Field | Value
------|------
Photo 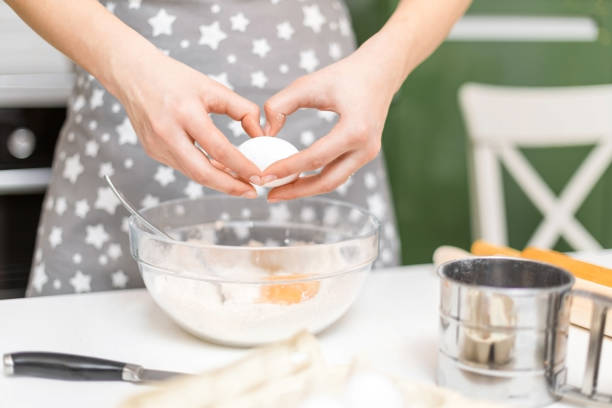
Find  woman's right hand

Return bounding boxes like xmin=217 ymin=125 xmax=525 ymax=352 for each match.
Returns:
xmin=113 ymin=51 xmax=264 ymax=198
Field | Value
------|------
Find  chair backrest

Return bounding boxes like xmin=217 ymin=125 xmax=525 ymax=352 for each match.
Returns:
xmin=459 ymin=83 xmax=612 ymax=250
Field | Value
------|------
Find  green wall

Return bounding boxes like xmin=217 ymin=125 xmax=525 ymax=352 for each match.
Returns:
xmin=346 ymin=0 xmax=612 ymax=263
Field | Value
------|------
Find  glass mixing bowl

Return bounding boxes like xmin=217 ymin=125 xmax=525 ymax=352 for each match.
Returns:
xmin=129 ymin=196 xmax=380 ymax=347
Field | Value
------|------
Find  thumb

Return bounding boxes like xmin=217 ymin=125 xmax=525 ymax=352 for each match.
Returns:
xmin=263 ymin=77 xmax=329 ymax=136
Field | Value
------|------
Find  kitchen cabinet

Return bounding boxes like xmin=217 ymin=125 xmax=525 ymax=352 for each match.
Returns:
xmin=346 ymin=0 xmax=612 ymax=263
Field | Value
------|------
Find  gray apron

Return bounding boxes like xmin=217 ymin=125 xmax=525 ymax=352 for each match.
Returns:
xmin=27 ymin=0 xmax=400 ymax=296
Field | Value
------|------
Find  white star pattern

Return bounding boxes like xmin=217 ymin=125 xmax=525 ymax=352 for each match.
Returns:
xmin=269 ymin=203 xmax=291 ymax=222
xmin=75 ymin=199 xmax=90 ymax=218
xmin=154 ymin=166 xmax=176 ymax=186
xmin=227 ymin=121 xmax=245 ymax=137
xmin=55 ymin=197 xmax=67 ymax=215
xmin=112 ymin=270 xmax=128 ymax=288
xmin=88 ymin=120 xmax=98 ymax=131
xmin=107 ymin=243 xmax=122 ymax=260
xmin=251 ymin=71 xmax=268 ymax=88
xmin=98 ymin=162 xmax=115 ymax=178
xmin=112 ymin=103 xmax=121 ymax=113
xmin=45 ymin=196 xmax=54 ymax=211
xmin=116 ymin=118 xmax=137 ymax=145
xmin=199 ymin=22 xmax=227 ymax=50
xmin=121 ymin=217 xmax=130 ymax=233
xmin=67 ymin=132 xmax=75 ymax=142
xmin=73 ymin=253 xmax=82 ymax=264
xmin=49 ymin=227 xmax=63 ymax=248
xmin=367 ymin=193 xmax=386 ymax=219
xmin=300 ymin=206 xmax=316 ymax=222
xmin=277 ymin=21 xmax=294 ymax=40
xmin=180 ymin=39 xmax=190 ymax=48
xmin=85 ymin=224 xmax=110 ymax=249
xmin=101 ymin=133 xmax=111 ymax=143
xmin=209 ymin=72 xmax=233 ymax=90
xmin=364 ymin=172 xmax=377 ymax=189
xmin=299 ymin=49 xmax=319 ymax=72
xmin=124 ymin=158 xmax=134 ymax=169
xmin=336 ymin=176 xmax=353 ymax=196
xmin=85 ymin=140 xmax=99 ymax=157
xmin=329 ymin=42 xmax=342 ymax=60
xmin=230 ymin=13 xmax=249 ymax=32
xmin=303 ymin=5 xmax=326 ymax=33
xmin=128 ymin=0 xmax=141 ymax=9
xmin=184 ymin=181 xmax=204 ymax=199
xmin=70 ymin=271 xmax=91 ymax=293
xmin=90 ymin=89 xmax=104 ymax=109
xmin=95 ymin=187 xmax=121 ymax=214
xmin=53 ymin=279 xmax=61 ymax=290
xmin=34 ymin=248 xmax=42 ymax=263
xmin=324 ymin=206 xmax=340 ymax=226
xmin=279 ymin=64 xmax=289 ymax=74
xmin=349 ymin=208 xmax=362 ymax=222
xmin=339 ymin=16 xmax=351 ymax=36
xmin=141 ymin=194 xmax=160 ymax=208
xmin=106 ymin=2 xmax=116 ymax=13
xmin=211 ymin=4 xmax=221 ymax=13
xmin=252 ymin=38 xmax=271 ymax=58
xmin=99 ymin=255 xmax=108 ymax=265
xmin=227 ymin=54 xmax=237 ymax=64
xmin=300 ymin=130 xmax=315 ymax=146
xmin=32 ymin=263 xmax=48 ymax=293
xmin=63 ymin=154 xmax=84 ymax=183
xmin=148 ymin=9 xmax=176 ymax=37
xmin=72 ymin=95 xmax=85 ymax=112
xmin=318 ymin=110 xmax=337 ymax=122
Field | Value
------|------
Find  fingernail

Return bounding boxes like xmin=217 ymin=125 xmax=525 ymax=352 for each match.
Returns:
xmin=249 ymin=176 xmax=262 ymax=185
xmin=242 ymin=190 xmax=258 ymax=199
xmin=267 ymin=198 xmax=280 ymax=203
xmin=262 ymin=175 xmax=277 ymax=184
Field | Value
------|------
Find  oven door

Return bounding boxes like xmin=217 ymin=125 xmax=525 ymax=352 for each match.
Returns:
xmin=0 ymin=108 xmax=66 ymax=298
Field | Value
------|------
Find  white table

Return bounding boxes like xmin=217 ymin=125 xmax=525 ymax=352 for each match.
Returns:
xmin=1 ymin=263 xmax=611 ymax=408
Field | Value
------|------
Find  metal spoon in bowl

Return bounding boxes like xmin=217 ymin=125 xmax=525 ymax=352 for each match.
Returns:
xmin=104 ymin=175 xmax=172 ymax=239
xmin=104 ymin=175 xmax=227 ymax=302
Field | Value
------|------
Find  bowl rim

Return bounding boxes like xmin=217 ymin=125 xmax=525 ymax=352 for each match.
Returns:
xmin=129 ymin=195 xmax=380 ymax=283
xmin=130 ymin=195 xmax=381 ymax=250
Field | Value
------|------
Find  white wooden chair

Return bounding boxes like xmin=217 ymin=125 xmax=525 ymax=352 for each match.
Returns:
xmin=459 ymin=83 xmax=612 ymax=250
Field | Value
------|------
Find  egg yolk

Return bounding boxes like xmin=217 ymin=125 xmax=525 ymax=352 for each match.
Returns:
xmin=259 ymin=274 xmax=320 ymax=305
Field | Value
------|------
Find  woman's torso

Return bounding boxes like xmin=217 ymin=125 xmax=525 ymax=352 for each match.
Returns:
xmin=27 ymin=0 xmax=400 ymax=296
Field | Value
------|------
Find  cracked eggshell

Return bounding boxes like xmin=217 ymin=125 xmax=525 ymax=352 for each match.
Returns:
xmin=238 ymin=136 xmax=299 ymax=188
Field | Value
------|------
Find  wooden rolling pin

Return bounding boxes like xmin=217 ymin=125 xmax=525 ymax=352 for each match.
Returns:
xmin=470 ymin=240 xmax=612 ymax=337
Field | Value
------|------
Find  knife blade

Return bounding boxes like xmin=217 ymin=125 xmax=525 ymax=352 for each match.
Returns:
xmin=3 ymin=352 xmax=186 ymax=383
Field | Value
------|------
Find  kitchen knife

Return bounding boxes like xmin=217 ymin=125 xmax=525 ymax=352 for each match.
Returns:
xmin=3 ymin=352 xmax=186 ymax=382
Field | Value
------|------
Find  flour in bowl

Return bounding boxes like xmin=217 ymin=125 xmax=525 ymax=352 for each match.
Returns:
xmin=138 ymin=238 xmax=370 ymax=346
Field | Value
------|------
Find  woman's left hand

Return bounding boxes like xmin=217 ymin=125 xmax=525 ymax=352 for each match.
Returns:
xmin=262 ymin=42 xmax=399 ymax=202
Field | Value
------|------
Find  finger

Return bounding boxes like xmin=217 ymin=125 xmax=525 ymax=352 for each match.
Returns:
xmin=210 ymin=158 xmax=238 ymax=178
xmin=267 ymin=151 xmax=364 ymax=201
xmin=264 ymin=77 xmax=334 ymax=136
xmin=262 ymin=121 xmax=351 ymax=180
xmin=207 ymin=85 xmax=264 ymax=137
xmin=184 ymin=114 xmax=262 ymax=184
xmin=170 ymin=133 xmax=257 ymax=197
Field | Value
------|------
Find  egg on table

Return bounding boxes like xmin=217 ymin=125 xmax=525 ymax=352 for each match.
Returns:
xmin=238 ymin=136 xmax=300 ymax=188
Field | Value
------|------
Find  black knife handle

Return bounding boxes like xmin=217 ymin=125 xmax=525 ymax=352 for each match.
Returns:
xmin=4 ymin=352 xmax=130 ymax=381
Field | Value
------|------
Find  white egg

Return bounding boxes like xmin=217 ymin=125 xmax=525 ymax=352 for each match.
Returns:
xmin=238 ymin=136 xmax=299 ymax=188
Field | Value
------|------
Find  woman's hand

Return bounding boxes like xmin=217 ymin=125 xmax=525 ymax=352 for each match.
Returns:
xmin=115 ymin=52 xmax=264 ymax=198
xmin=262 ymin=40 xmax=398 ymax=202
